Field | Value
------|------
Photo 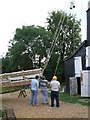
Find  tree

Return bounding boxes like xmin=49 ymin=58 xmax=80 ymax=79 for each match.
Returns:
xmin=2 ymin=25 xmax=53 ymax=73
xmin=44 ymin=10 xmax=81 ymax=82
xmin=2 ymin=10 xmax=81 ymax=83
xmin=46 ymin=10 xmax=81 ymax=59
xmin=2 ymin=52 xmax=13 ymax=73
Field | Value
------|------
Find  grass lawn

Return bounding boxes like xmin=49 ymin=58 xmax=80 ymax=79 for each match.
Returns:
xmin=0 ymin=86 xmax=29 ymax=93
xmin=0 ymin=109 xmax=6 ymax=118
xmin=1 ymin=87 xmax=90 ymax=106
xmin=60 ymin=92 xmax=90 ymax=106
xmin=48 ymin=90 xmax=90 ymax=106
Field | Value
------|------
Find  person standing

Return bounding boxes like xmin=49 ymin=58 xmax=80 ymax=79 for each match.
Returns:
xmin=40 ymin=76 xmax=49 ymax=105
xmin=30 ymin=75 xmax=39 ymax=106
xmin=50 ymin=76 xmax=60 ymax=107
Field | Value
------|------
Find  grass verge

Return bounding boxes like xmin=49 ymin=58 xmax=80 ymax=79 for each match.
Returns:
xmin=0 ymin=86 xmax=29 ymax=94
xmin=48 ymin=90 xmax=90 ymax=106
xmin=60 ymin=92 xmax=90 ymax=106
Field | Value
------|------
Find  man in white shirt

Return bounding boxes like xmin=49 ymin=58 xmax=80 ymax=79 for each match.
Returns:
xmin=50 ymin=76 xmax=60 ymax=107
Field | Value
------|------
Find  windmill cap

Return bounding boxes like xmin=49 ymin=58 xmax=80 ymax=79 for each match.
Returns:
xmin=52 ymin=76 xmax=57 ymax=80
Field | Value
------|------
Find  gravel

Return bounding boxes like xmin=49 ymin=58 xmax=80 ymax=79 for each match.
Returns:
xmin=2 ymin=89 xmax=89 ymax=118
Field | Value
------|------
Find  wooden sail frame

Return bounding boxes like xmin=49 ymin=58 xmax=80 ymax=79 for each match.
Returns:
xmin=0 ymin=68 xmax=42 ymax=80
xmin=0 ymin=68 xmax=42 ymax=90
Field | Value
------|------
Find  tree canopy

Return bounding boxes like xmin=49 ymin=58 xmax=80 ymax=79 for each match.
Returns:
xmin=46 ymin=11 xmax=81 ymax=59
xmin=44 ymin=11 xmax=81 ymax=81
xmin=2 ymin=10 xmax=81 ymax=82
xmin=2 ymin=25 xmax=53 ymax=73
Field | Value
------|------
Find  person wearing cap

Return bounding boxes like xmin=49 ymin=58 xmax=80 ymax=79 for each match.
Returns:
xmin=39 ymin=76 xmax=49 ymax=105
xmin=50 ymin=76 xmax=60 ymax=107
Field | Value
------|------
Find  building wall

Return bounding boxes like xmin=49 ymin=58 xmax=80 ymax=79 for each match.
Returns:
xmin=65 ymin=57 xmax=74 ymax=92
xmin=65 ymin=6 xmax=90 ymax=92
xmin=65 ymin=43 xmax=86 ymax=92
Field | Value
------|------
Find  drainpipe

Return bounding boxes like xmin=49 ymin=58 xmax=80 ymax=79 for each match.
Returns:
xmin=87 ymin=1 xmax=90 ymax=46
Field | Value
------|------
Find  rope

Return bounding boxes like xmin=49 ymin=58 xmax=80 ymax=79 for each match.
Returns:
xmin=54 ymin=0 xmax=76 ymax=75
xmin=70 ymin=1 xmax=75 ymax=53
xmin=47 ymin=1 xmax=70 ymax=56
xmin=42 ymin=1 xmax=71 ymax=75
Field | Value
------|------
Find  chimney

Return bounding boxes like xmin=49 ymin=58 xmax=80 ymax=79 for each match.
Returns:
xmin=87 ymin=0 xmax=90 ymax=46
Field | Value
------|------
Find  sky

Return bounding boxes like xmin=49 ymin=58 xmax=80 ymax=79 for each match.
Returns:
xmin=0 ymin=0 xmax=89 ymax=57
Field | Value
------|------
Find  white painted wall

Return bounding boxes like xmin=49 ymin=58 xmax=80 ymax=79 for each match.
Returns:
xmin=81 ymin=85 xmax=90 ymax=97
xmin=81 ymin=70 xmax=90 ymax=97
xmin=74 ymin=57 xmax=82 ymax=77
xmin=86 ymin=46 xmax=90 ymax=67
xmin=81 ymin=70 xmax=90 ymax=85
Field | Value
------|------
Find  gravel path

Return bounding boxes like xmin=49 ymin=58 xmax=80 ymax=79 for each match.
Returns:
xmin=2 ymin=89 xmax=88 ymax=118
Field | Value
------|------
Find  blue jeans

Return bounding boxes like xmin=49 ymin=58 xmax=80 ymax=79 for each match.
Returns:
xmin=51 ymin=91 xmax=59 ymax=107
xmin=30 ymin=90 xmax=38 ymax=106
xmin=41 ymin=90 xmax=48 ymax=104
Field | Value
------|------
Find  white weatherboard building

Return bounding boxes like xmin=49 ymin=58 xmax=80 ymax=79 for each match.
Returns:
xmin=81 ymin=47 xmax=90 ymax=97
xmin=81 ymin=1 xmax=90 ymax=97
xmin=65 ymin=1 xmax=90 ymax=97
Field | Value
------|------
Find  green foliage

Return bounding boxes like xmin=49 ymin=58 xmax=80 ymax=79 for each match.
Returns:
xmin=44 ymin=53 xmax=58 ymax=81
xmin=2 ymin=10 xmax=81 ymax=83
xmin=2 ymin=25 xmax=53 ymax=73
xmin=0 ymin=86 xmax=29 ymax=93
xmin=44 ymin=54 xmax=65 ymax=82
xmin=46 ymin=10 xmax=81 ymax=58
xmin=48 ymin=91 xmax=90 ymax=106
xmin=44 ymin=10 xmax=81 ymax=81
xmin=56 ymin=61 xmax=65 ymax=83
xmin=0 ymin=109 xmax=6 ymax=118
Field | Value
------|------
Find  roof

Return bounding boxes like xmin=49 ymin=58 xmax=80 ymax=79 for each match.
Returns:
xmin=64 ymin=40 xmax=87 ymax=61
xmin=87 ymin=8 xmax=90 ymax=12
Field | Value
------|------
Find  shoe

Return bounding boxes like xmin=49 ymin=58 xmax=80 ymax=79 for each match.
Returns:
xmin=50 ymin=106 xmax=53 ymax=108
xmin=50 ymin=106 xmax=54 ymax=108
xmin=30 ymin=105 xmax=33 ymax=107
xmin=42 ymin=103 xmax=45 ymax=105
xmin=56 ymin=106 xmax=60 ymax=107
xmin=34 ymin=104 xmax=38 ymax=106
xmin=46 ymin=103 xmax=49 ymax=105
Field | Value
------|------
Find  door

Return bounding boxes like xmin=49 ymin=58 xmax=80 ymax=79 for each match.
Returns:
xmin=74 ymin=56 xmax=82 ymax=77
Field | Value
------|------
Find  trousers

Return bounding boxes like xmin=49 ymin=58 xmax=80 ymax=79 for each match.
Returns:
xmin=51 ymin=91 xmax=59 ymax=107
xmin=30 ymin=90 xmax=38 ymax=106
xmin=41 ymin=90 xmax=48 ymax=104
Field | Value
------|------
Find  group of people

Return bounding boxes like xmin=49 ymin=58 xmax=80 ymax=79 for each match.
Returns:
xmin=30 ymin=75 xmax=60 ymax=108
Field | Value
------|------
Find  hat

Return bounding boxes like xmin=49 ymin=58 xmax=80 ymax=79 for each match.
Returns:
xmin=52 ymin=76 xmax=57 ymax=80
